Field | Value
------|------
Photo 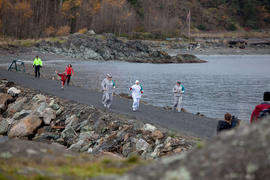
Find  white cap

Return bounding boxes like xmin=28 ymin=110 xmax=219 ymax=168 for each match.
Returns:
xmin=106 ymin=74 xmax=112 ymax=78
xmin=135 ymin=80 xmax=139 ymax=83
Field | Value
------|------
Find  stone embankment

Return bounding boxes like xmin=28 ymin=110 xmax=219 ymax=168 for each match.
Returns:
xmin=37 ymin=32 xmax=206 ymax=63
xmin=0 ymin=79 xmax=197 ymax=160
xmin=93 ymin=116 xmax=270 ymax=180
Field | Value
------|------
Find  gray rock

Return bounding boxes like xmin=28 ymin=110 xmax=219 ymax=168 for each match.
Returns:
xmin=136 ymin=139 xmax=149 ymax=151
xmin=0 ymin=118 xmax=9 ymax=135
xmin=32 ymin=94 xmax=46 ymax=103
xmin=61 ymin=126 xmax=77 ymax=145
xmin=42 ymin=108 xmax=56 ymax=125
xmin=7 ymin=97 xmax=27 ymax=115
xmin=13 ymin=110 xmax=33 ymax=120
xmin=68 ymin=140 xmax=84 ymax=151
xmin=142 ymin=124 xmax=157 ymax=132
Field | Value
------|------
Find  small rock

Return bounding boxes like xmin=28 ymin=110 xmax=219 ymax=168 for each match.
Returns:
xmin=0 ymin=93 xmax=13 ymax=112
xmin=136 ymin=138 xmax=149 ymax=151
xmin=68 ymin=140 xmax=84 ymax=151
xmin=143 ymin=124 xmax=157 ymax=132
xmin=0 ymin=118 xmax=9 ymax=135
xmin=151 ymin=130 xmax=164 ymax=140
xmin=13 ymin=110 xmax=32 ymax=120
xmin=7 ymin=87 xmax=21 ymax=97
xmin=42 ymin=108 xmax=56 ymax=125
xmin=32 ymin=94 xmax=46 ymax=103
xmin=7 ymin=97 xmax=27 ymax=115
xmin=56 ymin=107 xmax=64 ymax=116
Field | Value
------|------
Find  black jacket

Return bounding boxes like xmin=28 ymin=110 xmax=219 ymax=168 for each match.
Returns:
xmin=217 ymin=120 xmax=232 ymax=133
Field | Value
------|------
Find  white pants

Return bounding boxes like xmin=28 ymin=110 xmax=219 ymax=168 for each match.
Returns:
xmin=102 ymin=92 xmax=113 ymax=108
xmin=173 ymin=95 xmax=182 ymax=111
xmin=132 ymin=97 xmax=140 ymax=111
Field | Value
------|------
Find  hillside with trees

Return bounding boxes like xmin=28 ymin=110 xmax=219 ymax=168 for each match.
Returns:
xmin=0 ymin=0 xmax=270 ymax=39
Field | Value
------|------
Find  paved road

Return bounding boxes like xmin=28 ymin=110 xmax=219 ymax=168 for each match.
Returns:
xmin=0 ymin=69 xmax=218 ymax=139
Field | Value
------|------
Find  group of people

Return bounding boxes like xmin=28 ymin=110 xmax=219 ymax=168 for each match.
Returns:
xmin=33 ymin=56 xmax=270 ymax=125
xmin=217 ymin=91 xmax=270 ymax=133
xmin=101 ymin=74 xmax=185 ymax=112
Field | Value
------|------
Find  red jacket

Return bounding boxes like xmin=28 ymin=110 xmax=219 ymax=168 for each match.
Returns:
xmin=65 ymin=67 xmax=74 ymax=76
xmin=250 ymin=102 xmax=270 ymax=123
xmin=57 ymin=73 xmax=67 ymax=81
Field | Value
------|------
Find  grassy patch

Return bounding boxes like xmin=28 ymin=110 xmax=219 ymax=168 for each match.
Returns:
xmin=0 ymin=154 xmax=144 ymax=180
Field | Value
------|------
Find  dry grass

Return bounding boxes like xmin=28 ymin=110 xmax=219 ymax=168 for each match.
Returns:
xmin=191 ymin=31 xmax=270 ymax=39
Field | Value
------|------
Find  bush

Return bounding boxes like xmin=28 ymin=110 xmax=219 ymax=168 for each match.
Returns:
xmin=226 ymin=23 xmax=237 ymax=31
xmin=78 ymin=27 xmax=88 ymax=34
xmin=197 ymin=24 xmax=208 ymax=31
xmin=44 ymin=26 xmax=56 ymax=37
xmin=56 ymin=26 xmax=70 ymax=36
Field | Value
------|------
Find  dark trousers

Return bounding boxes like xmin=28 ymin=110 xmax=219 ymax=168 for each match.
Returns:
xmin=67 ymin=75 xmax=71 ymax=85
xmin=34 ymin=65 xmax=41 ymax=78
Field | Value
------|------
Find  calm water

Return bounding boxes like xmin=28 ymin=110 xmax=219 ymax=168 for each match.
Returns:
xmin=2 ymin=55 xmax=270 ymax=120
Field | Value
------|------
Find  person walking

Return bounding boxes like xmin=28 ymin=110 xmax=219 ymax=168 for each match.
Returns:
xmin=65 ymin=64 xmax=74 ymax=86
xmin=173 ymin=81 xmax=185 ymax=112
xmin=101 ymin=74 xmax=116 ymax=109
xmin=129 ymin=80 xmax=144 ymax=111
xmin=33 ymin=55 xmax=43 ymax=78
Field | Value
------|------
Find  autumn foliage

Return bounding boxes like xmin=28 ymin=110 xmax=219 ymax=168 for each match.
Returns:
xmin=0 ymin=0 xmax=270 ymax=39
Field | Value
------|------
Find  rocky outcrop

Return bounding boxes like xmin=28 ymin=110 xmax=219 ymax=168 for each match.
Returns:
xmin=38 ymin=33 xmax=206 ymax=64
xmin=0 ymin=79 xmax=197 ymax=159
xmin=94 ymin=117 xmax=270 ymax=180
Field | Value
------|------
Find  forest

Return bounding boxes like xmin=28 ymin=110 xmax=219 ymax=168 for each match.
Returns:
xmin=0 ymin=0 xmax=270 ymax=39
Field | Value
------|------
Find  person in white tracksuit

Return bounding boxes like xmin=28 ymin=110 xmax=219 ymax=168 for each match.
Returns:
xmin=101 ymin=74 xmax=116 ymax=109
xmin=129 ymin=80 xmax=144 ymax=111
xmin=173 ymin=81 xmax=185 ymax=112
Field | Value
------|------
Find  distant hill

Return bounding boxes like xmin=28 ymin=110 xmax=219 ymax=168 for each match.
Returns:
xmin=0 ymin=0 xmax=269 ymax=39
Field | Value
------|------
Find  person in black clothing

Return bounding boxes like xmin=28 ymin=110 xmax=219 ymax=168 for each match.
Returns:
xmin=217 ymin=113 xmax=233 ymax=133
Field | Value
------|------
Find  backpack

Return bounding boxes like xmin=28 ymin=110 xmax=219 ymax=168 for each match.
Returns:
xmin=258 ymin=108 xmax=270 ymax=119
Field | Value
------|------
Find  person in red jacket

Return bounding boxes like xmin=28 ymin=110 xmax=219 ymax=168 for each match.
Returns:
xmin=250 ymin=92 xmax=270 ymax=123
xmin=55 ymin=71 xmax=67 ymax=89
xmin=65 ymin=64 xmax=74 ymax=86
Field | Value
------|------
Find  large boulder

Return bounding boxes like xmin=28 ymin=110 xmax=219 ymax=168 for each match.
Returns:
xmin=8 ymin=114 xmax=42 ymax=137
xmin=0 ymin=93 xmax=13 ymax=113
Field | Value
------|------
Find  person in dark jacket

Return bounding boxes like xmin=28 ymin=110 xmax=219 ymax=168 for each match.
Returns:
xmin=217 ymin=113 xmax=232 ymax=133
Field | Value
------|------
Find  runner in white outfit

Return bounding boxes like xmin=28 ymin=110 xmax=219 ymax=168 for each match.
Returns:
xmin=101 ymin=74 xmax=116 ymax=109
xmin=129 ymin=80 xmax=143 ymax=111
xmin=173 ymin=81 xmax=185 ymax=112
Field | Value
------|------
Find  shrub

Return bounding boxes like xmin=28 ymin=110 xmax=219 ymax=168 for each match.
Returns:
xmin=56 ymin=26 xmax=70 ymax=36
xmin=197 ymin=24 xmax=208 ymax=31
xmin=78 ymin=27 xmax=88 ymax=34
xmin=226 ymin=23 xmax=237 ymax=31
xmin=44 ymin=26 xmax=56 ymax=37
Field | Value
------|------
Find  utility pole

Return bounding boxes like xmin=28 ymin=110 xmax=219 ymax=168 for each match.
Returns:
xmin=187 ymin=10 xmax=191 ymax=39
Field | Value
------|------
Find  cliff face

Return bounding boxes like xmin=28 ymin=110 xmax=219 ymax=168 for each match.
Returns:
xmin=94 ymin=116 xmax=270 ymax=180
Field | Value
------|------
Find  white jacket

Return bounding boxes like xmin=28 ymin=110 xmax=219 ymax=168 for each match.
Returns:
xmin=130 ymin=84 xmax=143 ymax=99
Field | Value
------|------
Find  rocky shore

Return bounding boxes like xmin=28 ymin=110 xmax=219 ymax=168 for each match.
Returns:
xmin=37 ymin=32 xmax=206 ymax=63
xmin=0 ymin=79 xmax=197 ymax=160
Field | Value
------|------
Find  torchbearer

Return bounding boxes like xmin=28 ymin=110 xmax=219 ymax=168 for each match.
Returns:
xmin=101 ymin=74 xmax=116 ymax=109
xmin=129 ymin=80 xmax=144 ymax=111
xmin=173 ymin=81 xmax=185 ymax=112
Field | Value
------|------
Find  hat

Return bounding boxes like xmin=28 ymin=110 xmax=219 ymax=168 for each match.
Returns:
xmin=135 ymin=80 xmax=139 ymax=83
xmin=263 ymin=92 xmax=270 ymax=101
xmin=177 ymin=81 xmax=181 ymax=84
xmin=106 ymin=74 xmax=112 ymax=78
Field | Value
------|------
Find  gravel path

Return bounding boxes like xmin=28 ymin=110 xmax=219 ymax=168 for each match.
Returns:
xmin=0 ymin=69 xmax=218 ymax=139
